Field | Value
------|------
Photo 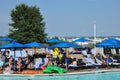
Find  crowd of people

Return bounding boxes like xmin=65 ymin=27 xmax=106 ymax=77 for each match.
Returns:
xmin=0 ymin=47 xmax=119 ymax=74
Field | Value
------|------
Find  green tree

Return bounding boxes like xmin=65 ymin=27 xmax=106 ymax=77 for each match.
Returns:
xmin=8 ymin=3 xmax=47 ymax=43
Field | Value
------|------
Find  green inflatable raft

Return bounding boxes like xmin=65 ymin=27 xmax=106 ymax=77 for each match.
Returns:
xmin=43 ymin=65 xmax=67 ymax=74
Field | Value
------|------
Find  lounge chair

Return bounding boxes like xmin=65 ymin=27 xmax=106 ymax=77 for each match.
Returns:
xmin=105 ymin=57 xmax=120 ymax=67
xmin=68 ymin=64 xmax=79 ymax=70
xmin=85 ymin=57 xmax=101 ymax=69
xmin=68 ymin=58 xmax=79 ymax=70
xmin=34 ymin=58 xmax=43 ymax=69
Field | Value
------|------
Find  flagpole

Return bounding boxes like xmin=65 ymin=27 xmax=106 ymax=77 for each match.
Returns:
xmin=94 ymin=23 xmax=96 ymax=48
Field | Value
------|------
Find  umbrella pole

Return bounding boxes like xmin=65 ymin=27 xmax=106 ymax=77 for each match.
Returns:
xmin=65 ymin=59 xmax=68 ymax=71
xmin=14 ymin=49 xmax=16 ymax=71
xmin=66 ymin=48 xmax=69 ymax=57
xmin=34 ymin=47 xmax=37 ymax=54
xmin=65 ymin=48 xmax=69 ymax=71
xmin=20 ymin=49 xmax=22 ymax=57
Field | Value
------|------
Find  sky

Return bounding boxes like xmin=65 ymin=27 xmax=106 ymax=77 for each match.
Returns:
xmin=0 ymin=0 xmax=120 ymax=37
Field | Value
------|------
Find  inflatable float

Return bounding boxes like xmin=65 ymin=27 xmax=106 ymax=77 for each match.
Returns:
xmin=43 ymin=65 xmax=67 ymax=74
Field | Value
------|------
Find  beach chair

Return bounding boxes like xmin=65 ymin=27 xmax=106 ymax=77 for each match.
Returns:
xmin=85 ymin=57 xmax=101 ymax=69
xmin=68 ymin=64 xmax=79 ymax=70
xmin=34 ymin=58 xmax=43 ymax=70
xmin=68 ymin=58 xmax=79 ymax=70
xmin=95 ymin=57 xmax=108 ymax=68
xmin=105 ymin=57 xmax=120 ymax=67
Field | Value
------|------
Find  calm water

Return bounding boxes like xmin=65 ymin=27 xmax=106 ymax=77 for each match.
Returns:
xmin=0 ymin=71 xmax=120 ymax=80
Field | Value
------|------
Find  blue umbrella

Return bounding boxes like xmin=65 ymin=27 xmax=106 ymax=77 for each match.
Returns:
xmin=50 ymin=42 xmax=82 ymax=70
xmin=102 ymin=38 xmax=120 ymax=44
xmin=50 ymin=42 xmax=82 ymax=48
xmin=0 ymin=41 xmax=25 ymax=49
xmin=95 ymin=38 xmax=120 ymax=48
xmin=0 ymin=46 xmax=3 ymax=49
xmin=0 ymin=37 xmax=14 ymax=41
xmin=0 ymin=41 xmax=27 ymax=70
xmin=95 ymin=42 xmax=114 ymax=48
xmin=25 ymin=42 xmax=47 ymax=48
xmin=46 ymin=38 xmax=64 ymax=43
xmin=73 ymin=38 xmax=90 ymax=42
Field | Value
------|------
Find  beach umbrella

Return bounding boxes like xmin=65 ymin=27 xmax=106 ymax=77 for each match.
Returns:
xmin=50 ymin=42 xmax=82 ymax=56
xmin=0 ymin=46 xmax=3 ymax=49
xmin=95 ymin=38 xmax=120 ymax=48
xmin=24 ymin=41 xmax=47 ymax=54
xmin=50 ymin=42 xmax=82 ymax=70
xmin=25 ymin=41 xmax=47 ymax=48
xmin=102 ymin=38 xmax=120 ymax=44
xmin=0 ymin=37 xmax=14 ymax=41
xmin=73 ymin=38 xmax=90 ymax=42
xmin=0 ymin=37 xmax=14 ymax=45
xmin=73 ymin=38 xmax=90 ymax=47
xmin=0 ymin=41 xmax=25 ymax=49
xmin=95 ymin=42 xmax=114 ymax=48
xmin=46 ymin=38 xmax=64 ymax=43
xmin=0 ymin=41 xmax=27 ymax=70
xmin=50 ymin=42 xmax=82 ymax=48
